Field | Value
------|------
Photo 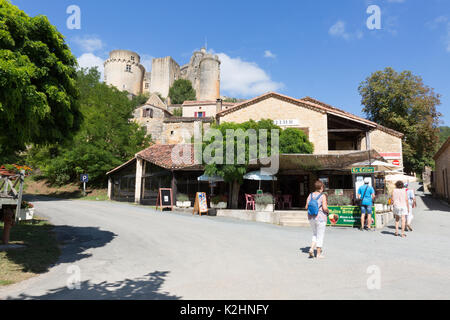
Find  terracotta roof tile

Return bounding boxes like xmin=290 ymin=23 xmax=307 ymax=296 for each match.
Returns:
xmin=137 ymin=144 xmax=203 ymax=170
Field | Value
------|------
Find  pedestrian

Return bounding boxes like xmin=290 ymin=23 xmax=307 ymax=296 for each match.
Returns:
xmin=306 ymin=180 xmax=329 ymax=259
xmin=357 ymin=177 xmax=375 ymax=231
xmin=404 ymin=183 xmax=416 ymax=231
xmin=391 ymin=180 xmax=410 ymax=238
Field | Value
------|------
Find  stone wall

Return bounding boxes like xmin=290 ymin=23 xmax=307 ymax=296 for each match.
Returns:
xmin=220 ymin=97 xmax=329 ymax=154
xmin=182 ymin=104 xmax=217 ymax=118
xmin=161 ymin=121 xmax=211 ymax=144
xmin=434 ymin=143 xmax=450 ymax=200
xmin=133 ymin=106 xmax=169 ymax=143
xmin=360 ymin=129 xmax=403 ymax=166
xmin=149 ymin=57 xmax=180 ymax=98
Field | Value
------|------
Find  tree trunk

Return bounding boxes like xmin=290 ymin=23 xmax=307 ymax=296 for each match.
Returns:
xmin=231 ymin=180 xmax=240 ymax=209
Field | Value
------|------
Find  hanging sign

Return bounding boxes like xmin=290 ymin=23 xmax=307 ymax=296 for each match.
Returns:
xmin=351 ymin=167 xmax=375 ymax=174
xmin=156 ymin=188 xmax=173 ymax=211
xmin=193 ymin=192 xmax=208 ymax=216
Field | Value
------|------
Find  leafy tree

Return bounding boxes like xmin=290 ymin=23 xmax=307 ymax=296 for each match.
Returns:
xmin=358 ymin=67 xmax=442 ymax=174
xmin=27 ymin=68 xmax=151 ymax=186
xmin=202 ymin=120 xmax=314 ymax=208
xmin=172 ymin=108 xmax=182 ymax=117
xmin=0 ymin=0 xmax=82 ymax=161
xmin=280 ymin=128 xmax=314 ymax=154
xmin=168 ymin=79 xmax=196 ymax=104
xmin=438 ymin=126 xmax=450 ymax=145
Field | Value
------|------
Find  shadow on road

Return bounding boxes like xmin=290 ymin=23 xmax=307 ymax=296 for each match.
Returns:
xmin=419 ymin=194 xmax=450 ymax=212
xmin=54 ymin=225 xmax=117 ymax=264
xmin=10 ymin=271 xmax=181 ymax=300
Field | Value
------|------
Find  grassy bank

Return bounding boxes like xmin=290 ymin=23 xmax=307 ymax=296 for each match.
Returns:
xmin=0 ymin=217 xmax=60 ymax=286
xmin=24 ymin=177 xmax=108 ymax=201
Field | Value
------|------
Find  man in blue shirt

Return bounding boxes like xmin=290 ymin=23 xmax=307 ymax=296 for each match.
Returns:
xmin=357 ymin=177 xmax=375 ymax=231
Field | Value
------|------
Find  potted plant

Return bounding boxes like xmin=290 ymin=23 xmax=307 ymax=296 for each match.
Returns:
xmin=176 ymin=193 xmax=191 ymax=208
xmin=255 ymin=194 xmax=274 ymax=212
xmin=210 ymin=195 xmax=227 ymax=209
xmin=374 ymin=194 xmax=389 ymax=212
xmin=19 ymin=201 xmax=35 ymax=221
xmin=327 ymin=194 xmax=352 ymax=206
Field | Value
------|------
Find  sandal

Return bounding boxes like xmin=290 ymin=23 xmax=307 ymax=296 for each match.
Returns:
xmin=401 ymin=234 xmax=407 ymax=238
xmin=395 ymin=232 xmax=399 ymax=237
xmin=308 ymin=250 xmax=315 ymax=258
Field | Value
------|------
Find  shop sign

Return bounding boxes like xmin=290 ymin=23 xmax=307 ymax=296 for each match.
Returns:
xmin=273 ymin=119 xmax=299 ymax=126
xmin=327 ymin=206 xmax=376 ymax=227
xmin=351 ymin=167 xmax=375 ymax=174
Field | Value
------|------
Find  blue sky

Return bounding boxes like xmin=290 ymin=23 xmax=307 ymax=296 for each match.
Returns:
xmin=12 ymin=0 xmax=450 ymax=125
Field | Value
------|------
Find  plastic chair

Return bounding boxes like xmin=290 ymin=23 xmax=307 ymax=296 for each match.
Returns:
xmin=282 ymin=195 xmax=292 ymax=210
xmin=245 ymin=194 xmax=255 ymax=210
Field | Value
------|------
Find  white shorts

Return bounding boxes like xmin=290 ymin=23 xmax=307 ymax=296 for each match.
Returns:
xmin=394 ymin=206 xmax=408 ymax=217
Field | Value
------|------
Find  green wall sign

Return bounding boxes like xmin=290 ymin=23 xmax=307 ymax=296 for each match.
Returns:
xmin=327 ymin=206 xmax=376 ymax=227
xmin=351 ymin=167 xmax=375 ymax=174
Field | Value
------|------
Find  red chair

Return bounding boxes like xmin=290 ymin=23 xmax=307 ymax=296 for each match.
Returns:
xmin=245 ymin=194 xmax=255 ymax=210
xmin=282 ymin=195 xmax=292 ymax=210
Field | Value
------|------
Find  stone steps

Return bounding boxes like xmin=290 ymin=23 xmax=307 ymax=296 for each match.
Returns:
xmin=279 ymin=213 xmax=310 ymax=227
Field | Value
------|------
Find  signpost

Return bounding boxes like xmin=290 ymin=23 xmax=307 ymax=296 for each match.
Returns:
xmin=156 ymin=188 xmax=173 ymax=211
xmin=392 ymin=160 xmax=400 ymax=166
xmin=193 ymin=192 xmax=208 ymax=216
xmin=80 ymin=174 xmax=89 ymax=197
xmin=327 ymin=206 xmax=376 ymax=228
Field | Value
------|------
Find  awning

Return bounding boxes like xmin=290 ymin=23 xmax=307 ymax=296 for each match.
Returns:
xmin=347 ymin=160 xmax=403 ymax=173
xmin=197 ymin=174 xmax=225 ymax=182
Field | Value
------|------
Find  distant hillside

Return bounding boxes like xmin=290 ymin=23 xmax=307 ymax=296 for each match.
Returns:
xmin=439 ymin=126 xmax=450 ymax=145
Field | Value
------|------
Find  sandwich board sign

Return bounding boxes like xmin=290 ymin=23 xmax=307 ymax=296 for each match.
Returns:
xmin=156 ymin=188 xmax=173 ymax=211
xmin=193 ymin=192 xmax=208 ymax=216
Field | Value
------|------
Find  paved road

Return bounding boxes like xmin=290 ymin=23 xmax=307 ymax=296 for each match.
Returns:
xmin=1 ymin=183 xmax=449 ymax=300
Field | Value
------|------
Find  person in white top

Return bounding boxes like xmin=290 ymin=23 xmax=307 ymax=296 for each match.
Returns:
xmin=404 ymin=183 xmax=416 ymax=232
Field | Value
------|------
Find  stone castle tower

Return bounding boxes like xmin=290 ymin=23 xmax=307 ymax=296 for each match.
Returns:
xmin=104 ymin=50 xmax=145 ymax=96
xmin=104 ymin=48 xmax=220 ymax=101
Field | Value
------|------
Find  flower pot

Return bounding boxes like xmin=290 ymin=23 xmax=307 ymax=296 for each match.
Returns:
xmin=176 ymin=201 xmax=191 ymax=208
xmin=375 ymin=204 xmax=384 ymax=213
xmin=255 ymin=203 xmax=274 ymax=212
xmin=18 ymin=208 xmax=34 ymax=221
xmin=211 ymin=202 xmax=227 ymax=209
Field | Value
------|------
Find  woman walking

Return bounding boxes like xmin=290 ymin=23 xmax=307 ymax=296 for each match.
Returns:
xmin=306 ymin=180 xmax=329 ymax=259
xmin=391 ymin=181 xmax=410 ymax=238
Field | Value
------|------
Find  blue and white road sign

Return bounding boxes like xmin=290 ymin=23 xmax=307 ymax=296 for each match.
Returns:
xmin=80 ymin=174 xmax=89 ymax=183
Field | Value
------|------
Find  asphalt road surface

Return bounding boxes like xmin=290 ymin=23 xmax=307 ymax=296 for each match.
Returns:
xmin=1 ymin=183 xmax=449 ymax=300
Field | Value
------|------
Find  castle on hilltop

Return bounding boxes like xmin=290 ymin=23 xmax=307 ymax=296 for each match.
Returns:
xmin=104 ymin=48 xmax=221 ymax=101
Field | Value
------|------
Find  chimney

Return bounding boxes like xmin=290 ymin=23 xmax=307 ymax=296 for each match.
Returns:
xmin=216 ymin=98 xmax=223 ymax=115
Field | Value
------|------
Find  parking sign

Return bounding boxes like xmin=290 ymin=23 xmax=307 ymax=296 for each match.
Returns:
xmin=80 ymin=174 xmax=89 ymax=183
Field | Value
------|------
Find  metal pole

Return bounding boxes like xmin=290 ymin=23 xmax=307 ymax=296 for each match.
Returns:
xmin=83 ymin=181 xmax=86 ymax=197
xmin=15 ymin=170 xmax=25 ymax=224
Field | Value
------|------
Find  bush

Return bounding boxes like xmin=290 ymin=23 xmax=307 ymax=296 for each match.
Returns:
xmin=177 ymin=193 xmax=189 ymax=202
xmin=255 ymin=194 xmax=274 ymax=205
xmin=375 ymin=194 xmax=390 ymax=205
xmin=211 ymin=195 xmax=227 ymax=204
xmin=328 ymin=194 xmax=352 ymax=206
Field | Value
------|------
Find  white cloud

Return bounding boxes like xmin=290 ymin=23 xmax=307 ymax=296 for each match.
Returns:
xmin=426 ymin=16 xmax=450 ymax=53
xmin=216 ymin=53 xmax=283 ymax=97
xmin=73 ymin=35 xmax=104 ymax=53
xmin=329 ymin=20 xmax=351 ymax=40
xmin=264 ymin=50 xmax=276 ymax=59
xmin=77 ymin=53 xmax=105 ymax=80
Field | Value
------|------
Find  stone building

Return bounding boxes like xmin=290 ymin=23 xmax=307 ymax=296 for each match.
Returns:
xmin=104 ymin=50 xmax=145 ymax=96
xmin=433 ymin=137 xmax=450 ymax=202
xmin=104 ymin=48 xmax=220 ymax=101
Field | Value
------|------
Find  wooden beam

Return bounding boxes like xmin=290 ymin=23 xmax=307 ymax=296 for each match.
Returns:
xmin=328 ymin=129 xmax=364 ymax=133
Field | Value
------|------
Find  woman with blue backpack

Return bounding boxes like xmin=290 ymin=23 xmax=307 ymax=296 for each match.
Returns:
xmin=306 ymin=180 xmax=329 ymax=259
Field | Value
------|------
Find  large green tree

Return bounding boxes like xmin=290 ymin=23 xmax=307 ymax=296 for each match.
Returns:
xmin=358 ymin=67 xmax=442 ymax=174
xmin=27 ymin=68 xmax=151 ymax=186
xmin=202 ymin=120 xmax=314 ymax=208
xmin=0 ymin=0 xmax=82 ymax=161
xmin=168 ymin=79 xmax=196 ymax=104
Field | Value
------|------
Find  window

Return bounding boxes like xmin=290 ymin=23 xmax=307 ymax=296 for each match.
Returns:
xmin=143 ymin=108 xmax=153 ymax=118
xmin=145 ymin=83 xmax=149 ymax=89
xmin=195 ymin=112 xmax=205 ymax=118
xmin=126 ymin=65 xmax=132 ymax=72
xmin=131 ymin=56 xmax=135 ymax=61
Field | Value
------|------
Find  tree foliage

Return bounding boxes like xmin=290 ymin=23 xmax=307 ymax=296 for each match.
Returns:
xmin=27 ymin=68 xmax=151 ymax=186
xmin=168 ymin=79 xmax=196 ymax=104
xmin=358 ymin=67 xmax=442 ymax=174
xmin=202 ymin=120 xmax=314 ymax=208
xmin=0 ymin=0 xmax=82 ymax=161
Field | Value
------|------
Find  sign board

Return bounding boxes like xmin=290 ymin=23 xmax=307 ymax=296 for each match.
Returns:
xmin=273 ymin=119 xmax=299 ymax=127
xmin=156 ymin=188 xmax=173 ymax=211
xmin=392 ymin=160 xmax=400 ymax=166
xmin=327 ymin=206 xmax=376 ymax=228
xmin=193 ymin=192 xmax=208 ymax=216
xmin=80 ymin=174 xmax=89 ymax=183
xmin=351 ymin=167 xmax=375 ymax=174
